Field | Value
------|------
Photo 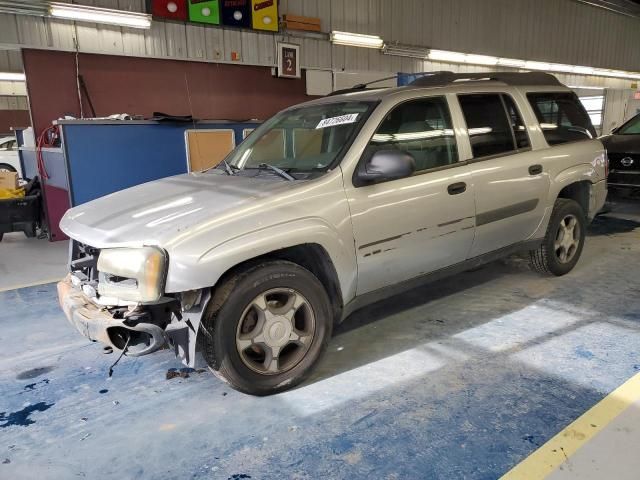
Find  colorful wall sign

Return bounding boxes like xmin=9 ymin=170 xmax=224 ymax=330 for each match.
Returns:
xmin=151 ymin=0 xmax=188 ymax=21
xmin=189 ymin=0 xmax=220 ymax=24
xmin=149 ymin=0 xmax=278 ymax=32
xmin=220 ymin=0 xmax=252 ymax=28
xmin=251 ymin=0 xmax=278 ymax=31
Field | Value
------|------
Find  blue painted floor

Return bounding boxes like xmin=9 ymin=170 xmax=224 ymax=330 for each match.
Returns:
xmin=1 ymin=208 xmax=639 ymax=479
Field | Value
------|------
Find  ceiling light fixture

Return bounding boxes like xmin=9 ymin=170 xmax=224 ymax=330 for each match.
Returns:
xmin=382 ymin=44 xmax=429 ymax=59
xmin=428 ymin=49 xmax=467 ymax=63
xmin=330 ymin=31 xmax=383 ymax=49
xmin=418 ymin=48 xmax=640 ymax=81
xmin=0 ymin=72 xmax=26 ymax=81
xmin=49 ymin=2 xmax=152 ymax=29
xmin=497 ymin=58 xmax=526 ymax=68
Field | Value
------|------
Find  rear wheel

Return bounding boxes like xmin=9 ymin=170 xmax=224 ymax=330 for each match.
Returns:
xmin=529 ymin=198 xmax=586 ymax=276
xmin=201 ymin=260 xmax=333 ymax=396
xmin=0 ymin=163 xmax=16 ymax=173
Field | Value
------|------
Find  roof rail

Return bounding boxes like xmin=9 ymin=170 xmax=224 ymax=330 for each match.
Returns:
xmin=408 ymin=71 xmax=563 ymax=87
xmin=326 ymin=74 xmax=400 ymax=96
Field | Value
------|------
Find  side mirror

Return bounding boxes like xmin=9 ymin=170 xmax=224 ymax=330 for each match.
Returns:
xmin=356 ymin=150 xmax=416 ymax=185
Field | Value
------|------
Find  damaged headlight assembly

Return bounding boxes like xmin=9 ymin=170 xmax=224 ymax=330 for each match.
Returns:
xmin=96 ymin=247 xmax=167 ymax=303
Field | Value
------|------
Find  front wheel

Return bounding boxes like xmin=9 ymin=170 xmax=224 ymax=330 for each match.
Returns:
xmin=529 ymin=198 xmax=586 ymax=276
xmin=201 ymin=261 xmax=333 ymax=396
xmin=0 ymin=163 xmax=16 ymax=173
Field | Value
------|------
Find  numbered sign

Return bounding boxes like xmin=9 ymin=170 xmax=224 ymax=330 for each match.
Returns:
xmin=277 ymin=42 xmax=300 ymax=79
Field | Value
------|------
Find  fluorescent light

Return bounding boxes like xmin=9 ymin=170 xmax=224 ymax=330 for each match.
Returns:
xmin=525 ymin=61 xmax=551 ymax=71
xmin=382 ymin=44 xmax=429 ymax=59
xmin=497 ymin=58 xmax=525 ymax=68
xmin=50 ymin=2 xmax=151 ymax=29
xmin=573 ymin=65 xmax=595 ymax=75
xmin=330 ymin=31 xmax=383 ymax=49
xmin=466 ymin=54 xmax=498 ymax=66
xmin=568 ymin=85 xmax=605 ymax=90
xmin=547 ymin=64 xmax=573 ymax=73
xmin=429 ymin=49 xmax=467 ymax=63
xmin=0 ymin=72 xmax=25 ymax=81
xmin=382 ymin=44 xmax=640 ymax=81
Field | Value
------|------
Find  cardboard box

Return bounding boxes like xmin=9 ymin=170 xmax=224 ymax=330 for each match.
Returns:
xmin=0 ymin=171 xmax=18 ymax=190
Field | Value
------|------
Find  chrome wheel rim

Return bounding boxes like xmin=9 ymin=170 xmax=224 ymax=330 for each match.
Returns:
xmin=554 ymin=214 xmax=581 ymax=264
xmin=235 ymin=288 xmax=315 ymax=375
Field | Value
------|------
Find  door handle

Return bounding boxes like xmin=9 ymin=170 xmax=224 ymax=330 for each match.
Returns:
xmin=447 ymin=182 xmax=467 ymax=195
xmin=528 ymin=164 xmax=543 ymax=175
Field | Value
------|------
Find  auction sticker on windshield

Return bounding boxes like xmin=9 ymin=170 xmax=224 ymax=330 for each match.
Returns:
xmin=316 ymin=113 xmax=359 ymax=129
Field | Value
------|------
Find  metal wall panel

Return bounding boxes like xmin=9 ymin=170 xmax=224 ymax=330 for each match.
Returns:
xmin=1 ymin=0 xmax=639 ymax=78
xmin=0 ymin=49 xmax=22 ymax=70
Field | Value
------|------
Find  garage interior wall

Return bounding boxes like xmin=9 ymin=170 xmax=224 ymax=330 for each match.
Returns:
xmin=21 ymin=49 xmax=310 ymax=135
xmin=2 ymin=1 xmax=640 ymax=132
xmin=0 ymin=98 xmax=29 ymax=134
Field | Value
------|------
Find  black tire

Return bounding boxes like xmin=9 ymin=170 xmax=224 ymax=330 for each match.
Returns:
xmin=529 ymin=198 xmax=586 ymax=276
xmin=201 ymin=260 xmax=333 ymax=396
xmin=0 ymin=163 xmax=16 ymax=173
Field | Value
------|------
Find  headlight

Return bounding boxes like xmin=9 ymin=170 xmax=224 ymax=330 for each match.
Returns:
xmin=97 ymin=247 xmax=167 ymax=303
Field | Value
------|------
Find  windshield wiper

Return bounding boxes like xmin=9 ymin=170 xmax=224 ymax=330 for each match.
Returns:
xmin=258 ymin=163 xmax=295 ymax=181
xmin=217 ymin=159 xmax=239 ymax=175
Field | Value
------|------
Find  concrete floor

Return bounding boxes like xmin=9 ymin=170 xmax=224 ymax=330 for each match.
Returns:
xmin=0 ymin=196 xmax=639 ymax=479
xmin=0 ymin=233 xmax=68 ymax=291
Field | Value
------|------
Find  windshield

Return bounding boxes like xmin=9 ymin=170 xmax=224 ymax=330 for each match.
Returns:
xmin=617 ymin=114 xmax=640 ymax=135
xmin=225 ymin=101 xmax=375 ymax=172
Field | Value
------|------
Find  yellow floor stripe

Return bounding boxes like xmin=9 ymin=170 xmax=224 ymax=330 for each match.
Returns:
xmin=0 ymin=277 xmax=62 ymax=293
xmin=502 ymin=372 xmax=640 ymax=479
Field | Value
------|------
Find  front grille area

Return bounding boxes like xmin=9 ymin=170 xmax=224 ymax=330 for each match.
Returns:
xmin=69 ymin=241 xmax=100 ymax=284
xmin=608 ymin=152 xmax=640 ymax=171
xmin=608 ymin=170 xmax=640 ymax=187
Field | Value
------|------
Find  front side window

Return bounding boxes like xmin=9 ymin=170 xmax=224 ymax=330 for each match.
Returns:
xmin=527 ymin=92 xmax=596 ymax=145
xmin=458 ymin=93 xmax=518 ymax=158
xmin=365 ymin=97 xmax=458 ymax=172
xmin=616 ymin=114 xmax=640 ymax=135
xmin=226 ymin=101 xmax=374 ymax=172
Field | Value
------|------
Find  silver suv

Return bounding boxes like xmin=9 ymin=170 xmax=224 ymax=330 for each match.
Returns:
xmin=58 ymin=71 xmax=607 ymax=395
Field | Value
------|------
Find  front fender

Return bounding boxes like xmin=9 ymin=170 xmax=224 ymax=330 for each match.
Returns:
xmin=165 ymin=217 xmax=357 ymax=303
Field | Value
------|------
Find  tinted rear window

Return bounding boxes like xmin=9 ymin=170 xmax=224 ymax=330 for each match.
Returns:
xmin=458 ymin=93 xmax=516 ymax=158
xmin=527 ymin=92 xmax=596 ymax=146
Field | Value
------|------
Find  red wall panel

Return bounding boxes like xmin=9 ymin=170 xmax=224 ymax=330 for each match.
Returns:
xmin=0 ymin=110 xmax=30 ymax=134
xmin=22 ymin=49 xmax=311 ymax=135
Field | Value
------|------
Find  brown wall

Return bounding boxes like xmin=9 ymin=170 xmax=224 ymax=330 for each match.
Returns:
xmin=22 ymin=49 xmax=312 ymax=135
xmin=0 ymin=110 xmax=30 ymax=135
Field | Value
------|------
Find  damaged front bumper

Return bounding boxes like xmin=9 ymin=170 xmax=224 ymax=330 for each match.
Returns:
xmin=57 ymin=275 xmax=211 ymax=367
xmin=57 ymin=275 xmax=167 ymax=356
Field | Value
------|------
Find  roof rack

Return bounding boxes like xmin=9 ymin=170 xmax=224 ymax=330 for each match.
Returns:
xmin=408 ymin=71 xmax=563 ymax=87
xmin=326 ymin=75 xmax=400 ymax=96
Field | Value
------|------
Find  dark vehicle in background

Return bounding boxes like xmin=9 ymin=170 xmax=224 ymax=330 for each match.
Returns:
xmin=601 ymin=113 xmax=640 ymax=191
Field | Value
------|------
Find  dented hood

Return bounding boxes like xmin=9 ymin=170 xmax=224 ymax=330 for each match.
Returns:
xmin=60 ymin=171 xmax=306 ymax=248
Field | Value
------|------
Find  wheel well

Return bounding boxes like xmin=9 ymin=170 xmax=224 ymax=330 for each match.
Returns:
xmin=216 ymin=244 xmax=344 ymax=323
xmin=558 ymin=181 xmax=590 ymax=216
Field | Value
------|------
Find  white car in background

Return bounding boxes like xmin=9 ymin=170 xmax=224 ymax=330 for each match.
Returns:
xmin=0 ymin=136 xmax=21 ymax=176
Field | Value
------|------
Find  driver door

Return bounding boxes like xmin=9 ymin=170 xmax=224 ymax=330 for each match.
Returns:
xmin=343 ymin=96 xmax=476 ymax=295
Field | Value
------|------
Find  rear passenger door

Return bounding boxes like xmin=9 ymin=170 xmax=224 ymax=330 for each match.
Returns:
xmin=458 ymin=93 xmax=550 ymax=257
